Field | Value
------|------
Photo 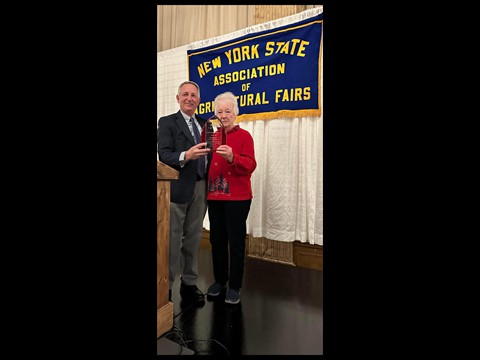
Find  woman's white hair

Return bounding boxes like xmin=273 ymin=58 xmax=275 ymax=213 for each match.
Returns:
xmin=214 ymin=91 xmax=239 ymax=116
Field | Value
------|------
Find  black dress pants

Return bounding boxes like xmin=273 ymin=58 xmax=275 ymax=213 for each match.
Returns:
xmin=207 ymin=199 xmax=251 ymax=290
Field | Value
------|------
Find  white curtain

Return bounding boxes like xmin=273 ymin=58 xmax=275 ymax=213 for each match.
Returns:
xmin=157 ymin=7 xmax=323 ymax=245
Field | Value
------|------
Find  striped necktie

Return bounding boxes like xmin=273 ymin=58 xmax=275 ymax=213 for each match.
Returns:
xmin=190 ymin=117 xmax=205 ymax=178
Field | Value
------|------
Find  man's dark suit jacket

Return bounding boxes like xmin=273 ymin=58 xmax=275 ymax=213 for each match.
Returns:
xmin=157 ymin=110 xmax=209 ymax=203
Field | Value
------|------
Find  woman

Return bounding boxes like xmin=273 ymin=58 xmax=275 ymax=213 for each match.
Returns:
xmin=206 ymin=91 xmax=257 ymax=304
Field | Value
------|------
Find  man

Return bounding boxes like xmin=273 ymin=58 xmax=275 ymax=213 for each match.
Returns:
xmin=157 ymin=81 xmax=211 ymax=303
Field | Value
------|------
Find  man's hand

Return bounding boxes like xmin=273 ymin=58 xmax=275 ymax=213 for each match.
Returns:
xmin=185 ymin=142 xmax=210 ymax=161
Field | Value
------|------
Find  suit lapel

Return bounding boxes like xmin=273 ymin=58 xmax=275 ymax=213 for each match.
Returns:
xmin=176 ymin=111 xmax=195 ymax=145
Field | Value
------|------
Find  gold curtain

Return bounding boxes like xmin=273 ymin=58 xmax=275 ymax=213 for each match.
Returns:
xmin=157 ymin=5 xmax=322 ymax=52
xmin=157 ymin=5 xmax=255 ymax=52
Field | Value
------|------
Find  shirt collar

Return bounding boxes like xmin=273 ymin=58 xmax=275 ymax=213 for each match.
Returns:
xmin=180 ymin=111 xmax=195 ymax=123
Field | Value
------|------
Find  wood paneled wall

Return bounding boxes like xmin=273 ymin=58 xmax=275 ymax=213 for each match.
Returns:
xmin=200 ymin=229 xmax=322 ymax=271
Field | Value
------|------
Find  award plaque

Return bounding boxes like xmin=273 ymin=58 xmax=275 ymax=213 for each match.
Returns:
xmin=200 ymin=115 xmax=226 ymax=151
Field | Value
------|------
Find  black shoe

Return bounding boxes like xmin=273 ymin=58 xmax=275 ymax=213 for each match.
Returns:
xmin=180 ymin=284 xmax=205 ymax=303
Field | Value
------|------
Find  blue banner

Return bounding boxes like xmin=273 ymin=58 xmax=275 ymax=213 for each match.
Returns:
xmin=187 ymin=13 xmax=322 ymax=121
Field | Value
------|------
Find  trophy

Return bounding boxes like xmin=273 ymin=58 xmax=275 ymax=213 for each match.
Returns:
xmin=200 ymin=115 xmax=226 ymax=151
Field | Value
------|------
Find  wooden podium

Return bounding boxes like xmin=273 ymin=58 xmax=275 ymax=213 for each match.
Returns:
xmin=157 ymin=160 xmax=179 ymax=338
